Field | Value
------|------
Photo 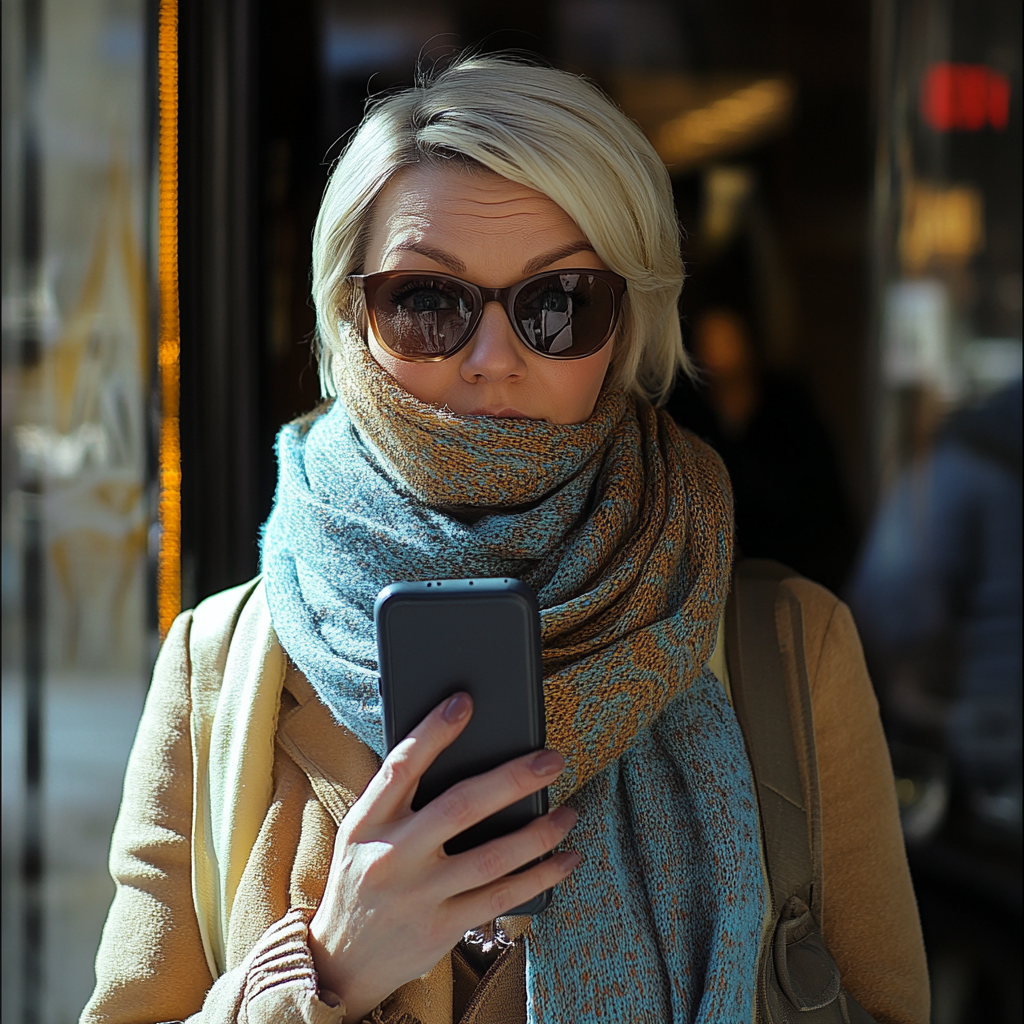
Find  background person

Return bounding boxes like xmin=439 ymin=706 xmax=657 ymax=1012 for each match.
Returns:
xmin=667 ymin=307 xmax=858 ymax=592
xmin=850 ymin=381 xmax=1022 ymax=1018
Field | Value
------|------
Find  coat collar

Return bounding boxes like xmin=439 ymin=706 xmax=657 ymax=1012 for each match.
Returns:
xmin=276 ymin=657 xmax=381 ymax=822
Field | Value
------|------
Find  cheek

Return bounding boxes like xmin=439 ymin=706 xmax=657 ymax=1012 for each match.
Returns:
xmin=538 ymin=345 xmax=615 ymax=423
xmin=367 ymin=336 xmax=461 ymax=404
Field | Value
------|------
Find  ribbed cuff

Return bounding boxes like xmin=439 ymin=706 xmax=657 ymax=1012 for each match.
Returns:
xmin=241 ymin=908 xmax=346 ymax=1024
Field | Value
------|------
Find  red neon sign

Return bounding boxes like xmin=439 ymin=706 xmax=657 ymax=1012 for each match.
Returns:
xmin=921 ymin=63 xmax=1011 ymax=132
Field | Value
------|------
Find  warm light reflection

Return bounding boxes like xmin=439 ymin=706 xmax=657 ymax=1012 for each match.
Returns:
xmin=157 ymin=0 xmax=181 ymax=638
xmin=653 ymin=78 xmax=794 ymax=171
xmin=900 ymin=182 xmax=984 ymax=273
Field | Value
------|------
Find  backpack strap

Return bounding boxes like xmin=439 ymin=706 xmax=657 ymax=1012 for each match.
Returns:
xmin=727 ymin=559 xmax=877 ymax=1024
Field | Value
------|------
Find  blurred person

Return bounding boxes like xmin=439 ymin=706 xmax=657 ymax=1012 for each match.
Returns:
xmin=82 ymin=56 xmax=927 ymax=1024
xmin=850 ymin=381 xmax=1021 ymax=1020
xmin=850 ymin=380 xmax=1022 ymax=841
xmin=667 ymin=307 xmax=858 ymax=592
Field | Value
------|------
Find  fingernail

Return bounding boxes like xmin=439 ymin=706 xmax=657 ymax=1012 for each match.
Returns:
xmin=530 ymin=749 xmax=564 ymax=776
xmin=563 ymin=851 xmax=581 ymax=870
xmin=550 ymin=806 xmax=578 ymax=831
xmin=443 ymin=692 xmax=472 ymax=723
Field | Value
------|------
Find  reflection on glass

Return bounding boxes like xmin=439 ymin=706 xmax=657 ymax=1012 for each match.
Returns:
xmin=862 ymin=0 xmax=1021 ymax=1016
xmin=2 ymin=1 xmax=150 ymax=1020
xmin=17 ymin=160 xmax=148 ymax=668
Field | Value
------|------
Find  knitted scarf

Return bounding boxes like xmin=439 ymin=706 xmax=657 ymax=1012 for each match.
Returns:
xmin=261 ymin=340 xmax=765 ymax=1022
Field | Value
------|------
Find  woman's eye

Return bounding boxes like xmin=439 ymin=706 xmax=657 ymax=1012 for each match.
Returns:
xmin=394 ymin=286 xmax=458 ymax=312
xmin=527 ymin=289 xmax=570 ymax=314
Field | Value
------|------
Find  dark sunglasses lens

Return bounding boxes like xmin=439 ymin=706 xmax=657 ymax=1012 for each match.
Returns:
xmin=370 ymin=276 xmax=475 ymax=357
xmin=514 ymin=273 xmax=616 ymax=357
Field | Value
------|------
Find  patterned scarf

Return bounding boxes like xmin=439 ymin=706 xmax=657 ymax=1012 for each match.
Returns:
xmin=261 ymin=339 xmax=765 ymax=1021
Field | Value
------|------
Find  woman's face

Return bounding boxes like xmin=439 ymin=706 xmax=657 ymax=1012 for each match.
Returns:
xmin=362 ymin=163 xmax=616 ymax=424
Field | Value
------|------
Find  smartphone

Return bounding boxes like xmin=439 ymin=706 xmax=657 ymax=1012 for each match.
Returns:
xmin=374 ymin=577 xmax=551 ymax=914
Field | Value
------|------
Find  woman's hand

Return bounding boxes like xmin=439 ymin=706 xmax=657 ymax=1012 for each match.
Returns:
xmin=308 ymin=692 xmax=579 ymax=1023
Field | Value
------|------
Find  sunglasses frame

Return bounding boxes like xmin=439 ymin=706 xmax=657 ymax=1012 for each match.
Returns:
xmin=347 ymin=268 xmax=627 ymax=362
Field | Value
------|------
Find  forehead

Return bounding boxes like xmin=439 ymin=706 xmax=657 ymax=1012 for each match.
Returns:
xmin=366 ymin=162 xmax=586 ymax=257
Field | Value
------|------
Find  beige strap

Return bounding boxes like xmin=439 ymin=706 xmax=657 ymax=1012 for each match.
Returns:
xmin=726 ymin=559 xmax=815 ymax=914
xmin=727 ymin=559 xmax=877 ymax=1023
xmin=189 ymin=576 xmax=286 ymax=978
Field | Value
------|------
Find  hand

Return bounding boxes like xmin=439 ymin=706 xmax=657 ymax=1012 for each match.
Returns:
xmin=308 ymin=692 xmax=579 ymax=1022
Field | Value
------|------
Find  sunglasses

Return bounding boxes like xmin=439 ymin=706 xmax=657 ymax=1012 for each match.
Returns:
xmin=347 ymin=268 xmax=627 ymax=362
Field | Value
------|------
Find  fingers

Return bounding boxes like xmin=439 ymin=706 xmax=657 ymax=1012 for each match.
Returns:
xmin=445 ymin=805 xmax=578 ymax=897
xmin=356 ymin=693 xmax=473 ymax=825
xmin=447 ymin=848 xmax=581 ymax=927
xmin=413 ymin=747 xmax=566 ymax=851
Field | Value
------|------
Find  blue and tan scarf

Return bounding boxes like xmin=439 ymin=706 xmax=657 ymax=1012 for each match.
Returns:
xmin=261 ymin=339 xmax=765 ymax=1022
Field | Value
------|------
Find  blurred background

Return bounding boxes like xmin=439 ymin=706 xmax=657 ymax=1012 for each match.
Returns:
xmin=1 ymin=0 xmax=1019 ymax=1021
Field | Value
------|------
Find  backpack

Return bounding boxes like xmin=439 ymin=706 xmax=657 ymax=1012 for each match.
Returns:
xmin=728 ymin=559 xmax=877 ymax=1024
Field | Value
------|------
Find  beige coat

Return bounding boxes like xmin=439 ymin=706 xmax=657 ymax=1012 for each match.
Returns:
xmin=82 ymin=577 xmax=929 ymax=1024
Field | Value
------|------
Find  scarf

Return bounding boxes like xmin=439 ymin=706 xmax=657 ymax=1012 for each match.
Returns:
xmin=261 ymin=339 xmax=765 ymax=1022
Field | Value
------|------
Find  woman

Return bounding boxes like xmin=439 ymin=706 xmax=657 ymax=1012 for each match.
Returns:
xmin=83 ymin=55 xmax=928 ymax=1024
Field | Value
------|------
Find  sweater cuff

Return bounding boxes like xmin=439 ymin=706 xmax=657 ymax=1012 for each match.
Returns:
xmin=240 ymin=908 xmax=346 ymax=1024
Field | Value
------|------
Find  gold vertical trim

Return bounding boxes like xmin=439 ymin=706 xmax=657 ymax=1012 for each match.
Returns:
xmin=157 ymin=0 xmax=181 ymax=637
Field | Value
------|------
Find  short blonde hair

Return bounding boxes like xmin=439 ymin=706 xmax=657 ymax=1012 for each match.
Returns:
xmin=312 ymin=53 xmax=690 ymax=405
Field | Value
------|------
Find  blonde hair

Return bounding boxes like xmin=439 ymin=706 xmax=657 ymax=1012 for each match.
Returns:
xmin=312 ymin=53 xmax=691 ymax=405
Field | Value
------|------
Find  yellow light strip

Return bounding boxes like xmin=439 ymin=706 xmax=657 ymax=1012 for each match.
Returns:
xmin=653 ymin=78 xmax=794 ymax=171
xmin=157 ymin=0 xmax=181 ymax=638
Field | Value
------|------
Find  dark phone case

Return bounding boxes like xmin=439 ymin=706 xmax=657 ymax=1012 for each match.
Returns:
xmin=375 ymin=577 xmax=551 ymax=915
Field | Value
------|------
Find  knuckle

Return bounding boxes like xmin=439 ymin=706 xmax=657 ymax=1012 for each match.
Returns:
xmin=475 ymin=845 xmax=508 ymax=881
xmin=489 ymin=884 xmax=517 ymax=918
xmin=510 ymin=761 xmax=538 ymax=795
xmin=541 ymin=819 xmax=567 ymax=849
xmin=382 ymin=749 xmax=414 ymax=787
xmin=437 ymin=787 xmax=471 ymax=827
xmin=359 ymin=848 xmax=396 ymax=892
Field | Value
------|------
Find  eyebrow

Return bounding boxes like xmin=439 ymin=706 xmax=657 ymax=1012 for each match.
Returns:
xmin=382 ymin=242 xmax=466 ymax=274
xmin=522 ymin=241 xmax=596 ymax=275
xmin=524 ymin=238 xmax=598 ymax=272
xmin=382 ymin=240 xmax=596 ymax=278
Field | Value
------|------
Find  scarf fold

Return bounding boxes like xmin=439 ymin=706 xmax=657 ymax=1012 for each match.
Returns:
xmin=262 ymin=339 xmax=764 ymax=1021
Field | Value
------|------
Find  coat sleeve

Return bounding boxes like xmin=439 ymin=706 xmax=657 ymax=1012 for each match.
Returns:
xmin=789 ymin=579 xmax=930 ymax=1024
xmin=80 ymin=611 xmax=345 ymax=1024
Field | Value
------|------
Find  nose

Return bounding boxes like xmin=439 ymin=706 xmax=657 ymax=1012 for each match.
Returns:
xmin=459 ymin=300 xmax=528 ymax=383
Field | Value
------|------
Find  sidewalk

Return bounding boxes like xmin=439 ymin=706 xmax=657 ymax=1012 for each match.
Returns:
xmin=2 ymin=671 xmax=145 ymax=1024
